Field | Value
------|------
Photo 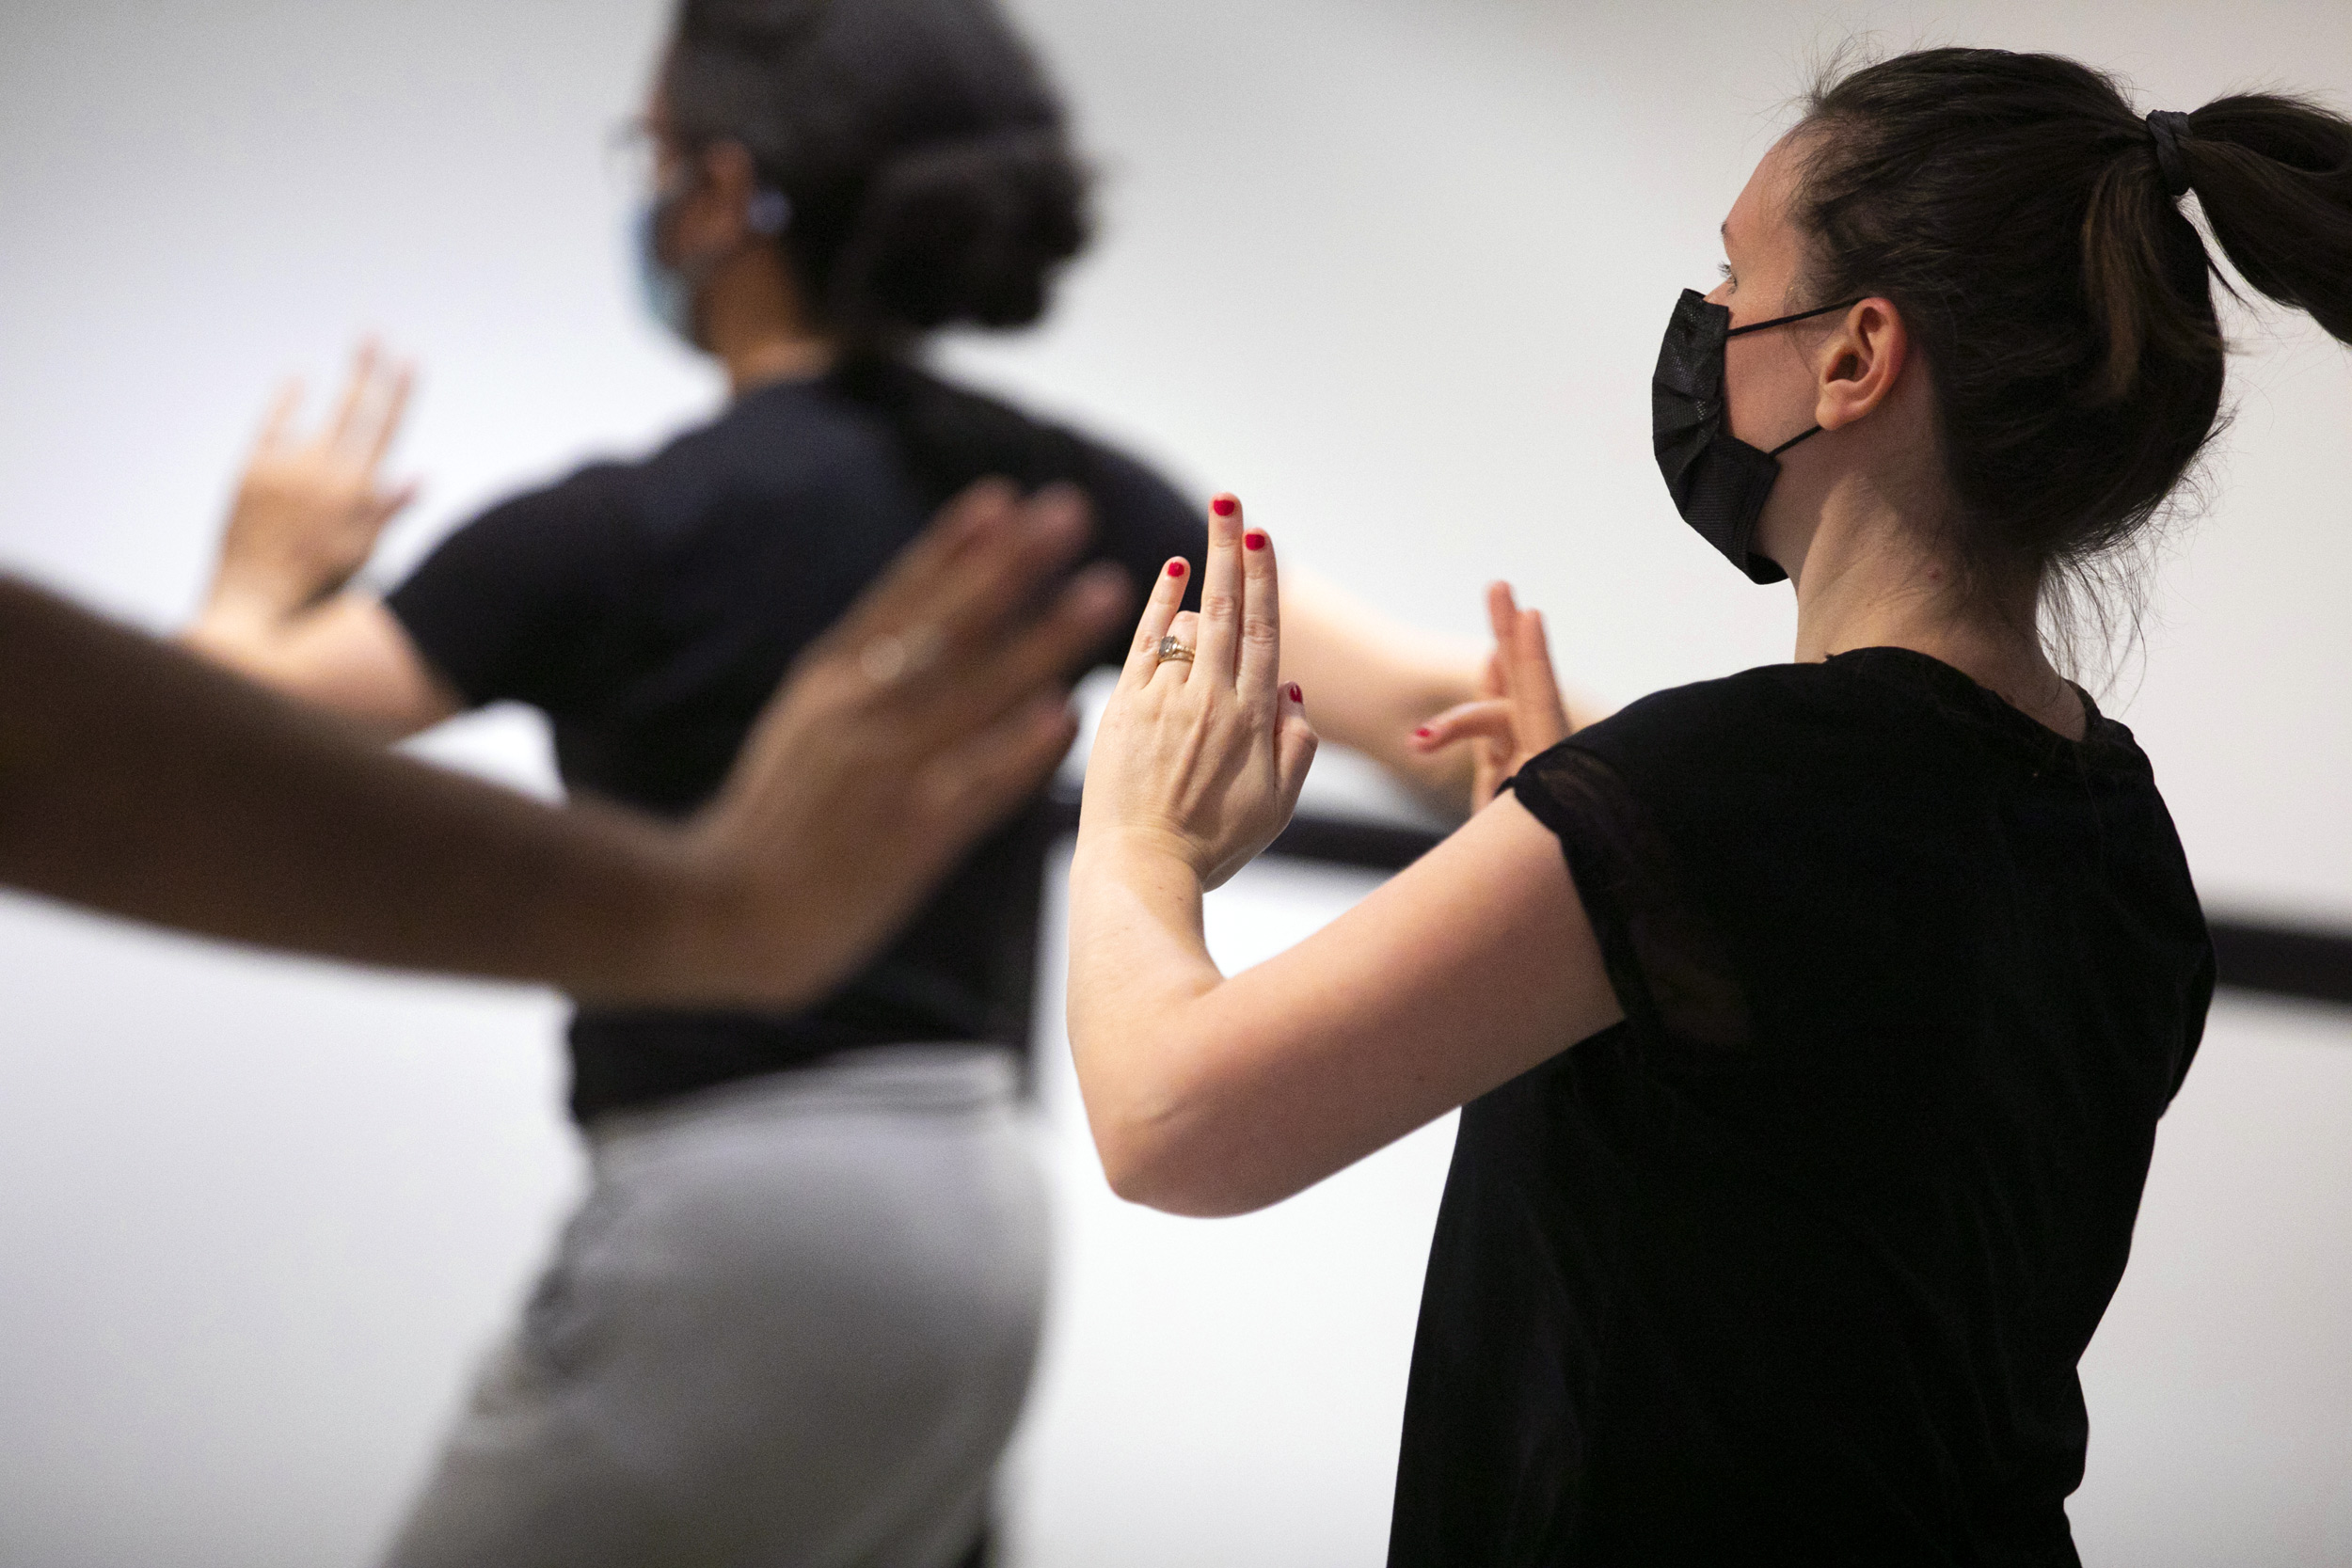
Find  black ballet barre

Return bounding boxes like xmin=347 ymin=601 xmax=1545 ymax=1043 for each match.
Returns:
xmin=1041 ymin=798 xmax=2352 ymax=1009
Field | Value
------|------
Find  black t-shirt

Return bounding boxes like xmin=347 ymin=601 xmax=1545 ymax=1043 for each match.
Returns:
xmin=1389 ymin=648 xmax=2212 ymax=1568
xmin=386 ymin=361 xmax=1204 ymax=1122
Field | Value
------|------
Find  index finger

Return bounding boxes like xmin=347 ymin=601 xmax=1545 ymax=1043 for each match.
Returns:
xmin=326 ymin=339 xmax=381 ymax=451
xmin=253 ymin=377 xmax=304 ymax=454
xmin=358 ymin=358 xmax=416 ymax=474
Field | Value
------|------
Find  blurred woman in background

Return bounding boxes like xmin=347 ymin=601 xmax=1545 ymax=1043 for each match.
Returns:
xmin=1067 ymin=48 xmax=2351 ymax=1565
xmin=184 ymin=1 xmax=1475 ymax=1563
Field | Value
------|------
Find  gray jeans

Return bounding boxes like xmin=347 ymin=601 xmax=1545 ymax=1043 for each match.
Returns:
xmin=381 ymin=1047 xmax=1048 ymax=1568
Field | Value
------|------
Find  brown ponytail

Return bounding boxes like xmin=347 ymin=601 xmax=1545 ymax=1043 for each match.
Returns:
xmin=2177 ymin=94 xmax=2352 ymax=342
xmin=1791 ymin=49 xmax=2352 ymax=612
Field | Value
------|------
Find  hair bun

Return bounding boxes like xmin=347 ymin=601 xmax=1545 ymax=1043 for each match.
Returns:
xmin=828 ymin=126 xmax=1091 ymax=337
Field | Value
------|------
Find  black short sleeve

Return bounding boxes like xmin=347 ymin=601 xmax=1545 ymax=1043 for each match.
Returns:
xmin=384 ymin=464 xmax=642 ymax=715
xmin=1510 ymin=744 xmax=1751 ymax=1052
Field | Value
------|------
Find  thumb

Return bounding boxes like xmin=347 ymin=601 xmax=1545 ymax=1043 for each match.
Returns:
xmin=1502 ymin=608 xmax=1572 ymax=759
xmin=360 ymin=478 xmax=423 ymax=536
xmin=1277 ymin=682 xmax=1319 ymax=805
xmin=1411 ymin=698 xmax=1515 ymax=753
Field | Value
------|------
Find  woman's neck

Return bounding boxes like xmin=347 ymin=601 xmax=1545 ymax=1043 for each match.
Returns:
xmin=721 ymin=330 xmax=836 ymax=394
xmin=1788 ymin=488 xmax=2088 ymax=741
xmin=701 ymin=247 xmax=838 ymax=395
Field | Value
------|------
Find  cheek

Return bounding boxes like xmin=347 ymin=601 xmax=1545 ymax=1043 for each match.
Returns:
xmin=1722 ymin=336 xmax=1809 ymax=446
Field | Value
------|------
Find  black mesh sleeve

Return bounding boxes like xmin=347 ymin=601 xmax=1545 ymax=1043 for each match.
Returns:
xmin=1510 ymin=741 xmax=1752 ymax=1052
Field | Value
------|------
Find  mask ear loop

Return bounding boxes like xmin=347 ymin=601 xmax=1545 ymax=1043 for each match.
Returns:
xmin=1730 ymin=296 xmax=1865 ymax=456
xmin=1725 ymin=296 xmax=1863 ymax=338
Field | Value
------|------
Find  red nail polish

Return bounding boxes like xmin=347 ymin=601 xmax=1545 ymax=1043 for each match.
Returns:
xmin=1211 ymin=496 xmax=1238 ymax=517
xmin=1413 ymin=725 xmax=1431 ymax=738
xmin=1245 ymin=531 xmax=1266 ymax=551
xmin=1166 ymin=561 xmax=1186 ymax=578
xmin=1289 ymin=683 xmax=1304 ymax=703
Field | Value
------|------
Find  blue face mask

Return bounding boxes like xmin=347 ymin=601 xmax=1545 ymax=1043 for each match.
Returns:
xmin=631 ymin=184 xmax=792 ymax=346
xmin=633 ymin=197 xmax=696 ymax=342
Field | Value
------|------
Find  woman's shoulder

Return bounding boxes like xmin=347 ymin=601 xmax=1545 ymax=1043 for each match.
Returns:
xmin=1522 ymin=654 xmax=2023 ymax=833
xmin=1523 ymin=649 xmax=2169 ymax=863
xmin=402 ymin=458 xmax=643 ymax=581
xmin=1561 ymin=649 xmax=2137 ymax=773
xmin=1561 ymin=660 xmax=1866 ymax=767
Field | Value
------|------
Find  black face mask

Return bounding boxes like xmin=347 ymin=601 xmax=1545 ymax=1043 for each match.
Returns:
xmin=1651 ymin=288 xmax=1858 ymax=584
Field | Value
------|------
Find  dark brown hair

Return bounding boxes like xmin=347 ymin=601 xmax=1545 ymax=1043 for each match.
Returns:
xmin=664 ymin=0 xmax=1089 ymax=342
xmin=1793 ymin=48 xmax=2352 ymax=611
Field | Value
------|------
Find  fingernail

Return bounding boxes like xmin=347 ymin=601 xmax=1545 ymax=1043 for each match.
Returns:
xmin=1166 ymin=561 xmax=1186 ymax=578
xmin=1289 ymin=683 xmax=1304 ymax=703
xmin=1211 ymin=496 xmax=1238 ymax=517
xmin=1245 ymin=531 xmax=1266 ymax=551
xmin=1413 ymin=725 xmax=1431 ymax=738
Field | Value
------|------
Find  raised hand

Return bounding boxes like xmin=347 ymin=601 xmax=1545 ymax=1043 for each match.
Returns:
xmin=674 ymin=479 xmax=1132 ymax=1001
xmin=203 ymin=340 xmax=418 ymax=628
xmin=1081 ymin=493 xmax=1318 ymax=891
xmin=1408 ymin=581 xmax=1574 ymax=811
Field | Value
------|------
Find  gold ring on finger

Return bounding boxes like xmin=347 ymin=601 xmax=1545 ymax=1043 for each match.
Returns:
xmin=859 ymin=625 xmax=944 ymax=688
xmin=1154 ymin=635 xmax=1195 ymax=667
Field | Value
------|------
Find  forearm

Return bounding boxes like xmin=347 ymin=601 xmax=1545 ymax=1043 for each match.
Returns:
xmin=182 ymin=590 xmax=457 ymax=740
xmin=182 ymin=591 xmax=317 ymax=703
xmin=1066 ymin=827 xmax=1494 ymax=1218
xmin=1279 ymin=574 xmax=1480 ymax=813
xmin=1069 ymin=802 xmax=1625 ymax=1219
xmin=1066 ymin=834 xmax=1232 ymax=1202
xmin=0 ymin=578 xmax=780 ymax=1004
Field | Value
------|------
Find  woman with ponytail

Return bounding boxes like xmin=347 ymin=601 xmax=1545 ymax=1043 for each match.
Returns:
xmin=182 ymin=3 xmax=1478 ymax=1564
xmin=1067 ymin=46 xmax=2352 ymax=1565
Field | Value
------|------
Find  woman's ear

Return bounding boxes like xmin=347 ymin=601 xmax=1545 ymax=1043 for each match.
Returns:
xmin=672 ymin=141 xmax=762 ymax=257
xmin=1815 ymin=298 xmax=1908 ymax=431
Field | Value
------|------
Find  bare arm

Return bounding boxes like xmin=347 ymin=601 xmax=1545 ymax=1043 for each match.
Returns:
xmin=1069 ymin=495 xmax=1620 ymax=1216
xmin=1280 ymin=569 xmax=1605 ymax=820
xmin=182 ymin=342 xmax=459 ymax=737
xmin=1 ymin=483 xmax=1125 ymax=1006
xmin=1278 ymin=570 xmax=1482 ymax=814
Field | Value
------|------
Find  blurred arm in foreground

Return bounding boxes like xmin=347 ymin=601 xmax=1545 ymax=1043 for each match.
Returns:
xmin=0 ymin=481 xmax=1123 ymax=1006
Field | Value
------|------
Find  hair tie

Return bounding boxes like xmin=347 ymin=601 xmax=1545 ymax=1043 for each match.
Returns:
xmin=2145 ymin=109 xmax=2194 ymax=198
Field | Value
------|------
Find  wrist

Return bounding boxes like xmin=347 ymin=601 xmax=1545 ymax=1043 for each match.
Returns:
xmin=634 ymin=829 xmax=783 ymax=1007
xmin=195 ymin=578 xmax=306 ymax=642
xmin=1073 ymin=822 xmax=1211 ymax=892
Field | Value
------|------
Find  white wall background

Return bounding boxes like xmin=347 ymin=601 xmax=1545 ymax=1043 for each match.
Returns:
xmin=0 ymin=2 xmax=2346 ymax=1564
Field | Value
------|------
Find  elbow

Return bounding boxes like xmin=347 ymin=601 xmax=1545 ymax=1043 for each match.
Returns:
xmin=1094 ymin=1111 xmax=1280 ymax=1219
xmin=1072 ymin=1011 xmax=1294 ymax=1217
xmin=1100 ymin=1132 xmax=1200 ymax=1214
